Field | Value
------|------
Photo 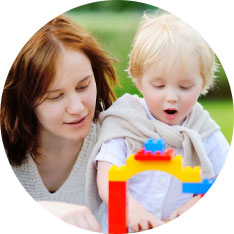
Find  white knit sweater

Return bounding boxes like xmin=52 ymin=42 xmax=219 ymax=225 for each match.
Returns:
xmin=12 ymin=122 xmax=102 ymax=215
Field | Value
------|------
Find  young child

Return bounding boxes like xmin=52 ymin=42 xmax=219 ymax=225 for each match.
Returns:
xmin=93 ymin=12 xmax=229 ymax=232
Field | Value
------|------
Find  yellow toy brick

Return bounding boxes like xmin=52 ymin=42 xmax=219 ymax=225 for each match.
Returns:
xmin=109 ymin=154 xmax=201 ymax=182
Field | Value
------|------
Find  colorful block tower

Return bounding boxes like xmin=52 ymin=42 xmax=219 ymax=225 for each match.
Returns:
xmin=108 ymin=138 xmax=215 ymax=233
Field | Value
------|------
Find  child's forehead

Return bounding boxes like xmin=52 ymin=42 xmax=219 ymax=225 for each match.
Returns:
xmin=142 ymin=46 xmax=201 ymax=78
xmin=148 ymin=42 xmax=199 ymax=68
xmin=141 ymin=28 xmax=199 ymax=66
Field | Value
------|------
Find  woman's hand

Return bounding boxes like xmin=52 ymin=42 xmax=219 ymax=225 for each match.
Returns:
xmin=38 ymin=201 xmax=101 ymax=232
xmin=128 ymin=195 xmax=165 ymax=232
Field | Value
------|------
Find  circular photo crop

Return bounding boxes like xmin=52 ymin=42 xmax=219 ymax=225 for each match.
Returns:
xmin=0 ymin=1 xmax=233 ymax=234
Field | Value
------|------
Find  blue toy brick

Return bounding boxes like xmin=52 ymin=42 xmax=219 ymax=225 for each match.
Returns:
xmin=182 ymin=178 xmax=216 ymax=194
xmin=144 ymin=138 xmax=166 ymax=153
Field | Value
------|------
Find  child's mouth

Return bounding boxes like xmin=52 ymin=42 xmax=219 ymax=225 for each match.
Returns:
xmin=164 ymin=109 xmax=178 ymax=120
xmin=164 ymin=109 xmax=177 ymax=115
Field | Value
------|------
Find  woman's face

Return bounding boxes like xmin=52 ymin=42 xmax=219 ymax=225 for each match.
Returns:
xmin=34 ymin=49 xmax=97 ymax=143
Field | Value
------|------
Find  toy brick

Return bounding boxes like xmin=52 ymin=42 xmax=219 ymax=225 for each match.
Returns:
xmin=182 ymin=178 xmax=216 ymax=194
xmin=109 ymin=224 xmax=128 ymax=234
xmin=123 ymin=154 xmax=200 ymax=182
xmin=135 ymin=154 xmax=171 ymax=161
xmin=135 ymin=143 xmax=172 ymax=161
xmin=108 ymin=182 xmax=126 ymax=201
xmin=181 ymin=166 xmax=201 ymax=182
xmin=108 ymin=181 xmax=127 ymax=233
xmin=144 ymin=138 xmax=165 ymax=153
xmin=164 ymin=148 xmax=176 ymax=157
xmin=135 ymin=148 xmax=145 ymax=157
xmin=109 ymin=165 xmax=128 ymax=181
xmin=109 ymin=181 xmax=126 ymax=191
xmin=109 ymin=212 xmax=126 ymax=220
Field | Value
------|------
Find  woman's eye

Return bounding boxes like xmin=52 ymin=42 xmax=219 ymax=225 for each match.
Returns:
xmin=47 ymin=94 xmax=63 ymax=100
xmin=77 ymin=83 xmax=89 ymax=91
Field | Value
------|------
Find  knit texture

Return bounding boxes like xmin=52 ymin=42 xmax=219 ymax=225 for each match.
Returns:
xmin=90 ymin=94 xmax=220 ymax=180
xmin=13 ymin=122 xmax=101 ymax=212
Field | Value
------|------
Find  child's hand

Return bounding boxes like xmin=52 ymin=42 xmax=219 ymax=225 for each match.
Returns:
xmin=128 ymin=195 xmax=164 ymax=232
xmin=169 ymin=195 xmax=201 ymax=220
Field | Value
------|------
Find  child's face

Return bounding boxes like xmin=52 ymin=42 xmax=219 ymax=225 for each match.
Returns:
xmin=136 ymin=52 xmax=203 ymax=126
xmin=35 ymin=49 xmax=97 ymax=143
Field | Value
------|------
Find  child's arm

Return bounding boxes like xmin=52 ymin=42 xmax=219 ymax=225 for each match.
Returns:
xmin=97 ymin=161 xmax=164 ymax=232
xmin=169 ymin=195 xmax=201 ymax=220
xmin=168 ymin=130 xmax=229 ymax=221
xmin=127 ymin=193 xmax=165 ymax=232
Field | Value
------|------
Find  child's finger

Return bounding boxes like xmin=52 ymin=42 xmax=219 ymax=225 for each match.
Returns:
xmin=139 ymin=220 xmax=150 ymax=231
xmin=130 ymin=223 xmax=140 ymax=233
xmin=150 ymin=217 xmax=165 ymax=228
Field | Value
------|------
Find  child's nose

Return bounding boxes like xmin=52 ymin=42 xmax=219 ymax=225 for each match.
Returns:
xmin=66 ymin=94 xmax=85 ymax=115
xmin=165 ymin=89 xmax=179 ymax=103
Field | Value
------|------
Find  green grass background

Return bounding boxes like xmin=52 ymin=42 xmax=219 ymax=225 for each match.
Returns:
xmin=66 ymin=9 xmax=233 ymax=144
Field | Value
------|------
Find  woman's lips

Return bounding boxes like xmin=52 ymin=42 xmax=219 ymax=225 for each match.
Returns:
xmin=64 ymin=115 xmax=87 ymax=127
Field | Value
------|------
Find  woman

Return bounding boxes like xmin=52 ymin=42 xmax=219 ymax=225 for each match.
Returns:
xmin=0 ymin=15 xmax=117 ymax=231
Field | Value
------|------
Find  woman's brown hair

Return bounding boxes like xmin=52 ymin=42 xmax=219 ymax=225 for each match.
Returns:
xmin=0 ymin=15 xmax=117 ymax=166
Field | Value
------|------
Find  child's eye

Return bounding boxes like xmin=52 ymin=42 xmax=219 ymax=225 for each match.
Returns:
xmin=180 ymin=86 xmax=191 ymax=90
xmin=153 ymin=84 xmax=165 ymax=88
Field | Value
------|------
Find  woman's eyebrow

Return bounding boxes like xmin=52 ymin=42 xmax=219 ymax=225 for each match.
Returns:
xmin=47 ymin=75 xmax=93 ymax=93
xmin=78 ymin=75 xmax=93 ymax=83
xmin=46 ymin=89 xmax=62 ymax=94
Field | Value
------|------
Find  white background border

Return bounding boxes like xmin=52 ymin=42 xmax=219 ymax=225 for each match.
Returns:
xmin=0 ymin=1 xmax=233 ymax=233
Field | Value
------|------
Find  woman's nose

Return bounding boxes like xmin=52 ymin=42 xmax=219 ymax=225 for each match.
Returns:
xmin=66 ymin=94 xmax=85 ymax=115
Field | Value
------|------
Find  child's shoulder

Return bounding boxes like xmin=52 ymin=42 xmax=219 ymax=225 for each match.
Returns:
xmin=117 ymin=93 xmax=142 ymax=102
xmin=111 ymin=93 xmax=143 ymax=109
xmin=203 ymin=129 xmax=229 ymax=154
xmin=99 ymin=93 xmax=147 ymax=123
xmin=203 ymin=130 xmax=229 ymax=175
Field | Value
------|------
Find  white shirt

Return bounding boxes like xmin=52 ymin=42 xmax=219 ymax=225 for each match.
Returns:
xmin=95 ymin=99 xmax=229 ymax=232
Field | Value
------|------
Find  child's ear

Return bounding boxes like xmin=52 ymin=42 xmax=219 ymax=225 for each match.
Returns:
xmin=135 ymin=79 xmax=142 ymax=92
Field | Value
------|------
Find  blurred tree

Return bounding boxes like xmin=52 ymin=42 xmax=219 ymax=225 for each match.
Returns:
xmin=67 ymin=0 xmax=232 ymax=100
xmin=68 ymin=0 xmax=157 ymax=13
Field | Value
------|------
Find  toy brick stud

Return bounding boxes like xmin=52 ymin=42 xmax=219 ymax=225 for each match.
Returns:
xmin=144 ymin=138 xmax=165 ymax=153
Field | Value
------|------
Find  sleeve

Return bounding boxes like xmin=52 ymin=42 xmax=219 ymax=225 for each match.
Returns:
xmin=203 ymin=130 xmax=230 ymax=176
xmin=94 ymin=138 xmax=128 ymax=168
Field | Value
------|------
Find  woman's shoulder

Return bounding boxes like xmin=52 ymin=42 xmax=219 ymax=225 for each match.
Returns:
xmin=12 ymin=153 xmax=37 ymax=185
xmin=90 ymin=121 xmax=101 ymax=138
xmin=82 ymin=122 xmax=101 ymax=152
xmin=12 ymin=153 xmax=32 ymax=172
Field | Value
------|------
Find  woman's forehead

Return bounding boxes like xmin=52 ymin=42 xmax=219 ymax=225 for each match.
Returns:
xmin=50 ymin=49 xmax=93 ymax=88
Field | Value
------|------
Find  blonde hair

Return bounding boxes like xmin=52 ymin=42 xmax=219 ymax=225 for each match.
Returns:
xmin=128 ymin=11 xmax=218 ymax=94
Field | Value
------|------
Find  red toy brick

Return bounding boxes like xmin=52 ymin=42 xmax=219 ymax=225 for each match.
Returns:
xmin=108 ymin=181 xmax=128 ymax=233
xmin=135 ymin=148 xmax=172 ymax=161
